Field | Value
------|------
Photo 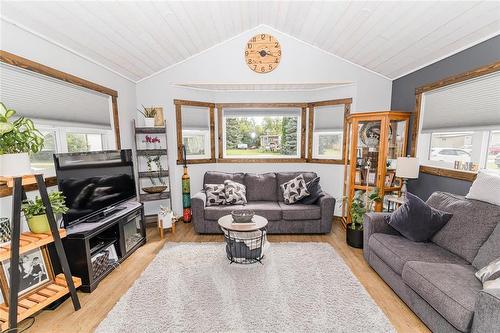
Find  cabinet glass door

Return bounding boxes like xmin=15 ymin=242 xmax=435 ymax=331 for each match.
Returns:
xmin=123 ymin=214 xmax=143 ymax=253
xmin=385 ymin=119 xmax=408 ymax=190
xmin=355 ymin=120 xmax=383 ymax=187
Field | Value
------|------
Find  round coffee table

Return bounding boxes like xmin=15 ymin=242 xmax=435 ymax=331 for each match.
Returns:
xmin=218 ymin=214 xmax=268 ymax=264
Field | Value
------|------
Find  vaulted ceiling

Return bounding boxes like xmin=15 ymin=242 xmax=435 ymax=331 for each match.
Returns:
xmin=1 ymin=1 xmax=499 ymax=82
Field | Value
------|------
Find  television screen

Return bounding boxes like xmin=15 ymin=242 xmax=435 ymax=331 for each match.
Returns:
xmin=54 ymin=150 xmax=136 ymax=227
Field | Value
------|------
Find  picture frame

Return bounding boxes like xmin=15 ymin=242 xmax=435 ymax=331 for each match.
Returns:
xmin=355 ymin=170 xmax=362 ymax=184
xmin=0 ymin=246 xmax=54 ymax=305
xmin=384 ymin=172 xmax=395 ymax=187
xmin=393 ymin=177 xmax=402 ymax=187
xmin=368 ymin=172 xmax=376 ymax=185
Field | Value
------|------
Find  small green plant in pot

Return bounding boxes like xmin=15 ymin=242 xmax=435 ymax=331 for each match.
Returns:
xmin=346 ymin=190 xmax=381 ymax=248
xmin=21 ymin=191 xmax=68 ymax=233
xmin=138 ymin=105 xmax=158 ymax=127
xmin=0 ymin=102 xmax=44 ymax=177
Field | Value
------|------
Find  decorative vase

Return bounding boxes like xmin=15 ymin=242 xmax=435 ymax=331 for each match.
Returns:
xmin=346 ymin=223 xmax=363 ymax=248
xmin=27 ymin=214 xmax=51 ymax=233
xmin=0 ymin=152 xmax=32 ymax=177
xmin=144 ymin=117 xmax=155 ymax=127
xmin=0 ymin=218 xmax=11 ymax=243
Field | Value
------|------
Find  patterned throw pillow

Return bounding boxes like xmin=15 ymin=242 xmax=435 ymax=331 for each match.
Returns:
xmin=204 ymin=184 xmax=225 ymax=206
xmin=280 ymin=174 xmax=310 ymax=205
xmin=224 ymin=180 xmax=247 ymax=205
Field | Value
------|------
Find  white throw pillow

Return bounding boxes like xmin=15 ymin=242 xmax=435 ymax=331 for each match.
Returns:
xmin=204 ymin=184 xmax=225 ymax=207
xmin=475 ymin=257 xmax=500 ymax=290
xmin=465 ymin=170 xmax=500 ymax=206
xmin=224 ymin=180 xmax=247 ymax=205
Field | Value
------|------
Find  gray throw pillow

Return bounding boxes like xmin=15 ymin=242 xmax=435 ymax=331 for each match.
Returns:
xmin=224 ymin=180 xmax=247 ymax=205
xmin=204 ymin=184 xmax=225 ymax=206
xmin=385 ymin=192 xmax=452 ymax=242
xmin=280 ymin=174 xmax=310 ymax=205
xmin=299 ymin=177 xmax=322 ymax=205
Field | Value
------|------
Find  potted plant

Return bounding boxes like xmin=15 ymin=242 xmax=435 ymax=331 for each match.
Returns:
xmin=21 ymin=191 xmax=68 ymax=233
xmin=0 ymin=102 xmax=44 ymax=177
xmin=138 ymin=105 xmax=158 ymax=127
xmin=346 ymin=190 xmax=381 ymax=248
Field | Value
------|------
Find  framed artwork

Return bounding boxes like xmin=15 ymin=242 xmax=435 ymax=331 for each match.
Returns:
xmin=0 ymin=247 xmax=53 ymax=304
xmin=355 ymin=170 xmax=362 ymax=184
xmin=384 ymin=172 xmax=395 ymax=187
xmin=368 ymin=172 xmax=376 ymax=185
xmin=393 ymin=177 xmax=402 ymax=187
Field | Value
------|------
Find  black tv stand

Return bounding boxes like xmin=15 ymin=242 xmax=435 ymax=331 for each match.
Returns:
xmin=54 ymin=201 xmax=145 ymax=292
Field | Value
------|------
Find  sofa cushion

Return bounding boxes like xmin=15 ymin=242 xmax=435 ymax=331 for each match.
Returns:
xmin=402 ymin=262 xmax=482 ymax=332
xmin=278 ymin=202 xmax=321 ymax=220
xmin=473 ymin=221 xmax=500 ymax=270
xmin=205 ymin=201 xmax=282 ymax=221
xmin=244 ymin=173 xmax=278 ymax=201
xmin=204 ymin=171 xmax=245 ymax=187
xmin=277 ymin=172 xmax=317 ymax=201
xmin=299 ymin=177 xmax=323 ymax=205
xmin=427 ymin=191 xmax=500 ymax=262
xmin=204 ymin=184 xmax=225 ymax=206
xmin=369 ymin=233 xmax=468 ymax=275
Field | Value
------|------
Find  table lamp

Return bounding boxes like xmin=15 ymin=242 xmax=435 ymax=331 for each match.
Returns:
xmin=396 ymin=157 xmax=419 ymax=198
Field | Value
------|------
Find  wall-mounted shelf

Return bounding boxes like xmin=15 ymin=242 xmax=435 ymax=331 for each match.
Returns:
xmin=140 ymin=191 xmax=171 ymax=201
xmin=134 ymin=127 xmax=166 ymax=134
xmin=136 ymin=149 xmax=168 ymax=156
xmin=138 ymin=170 xmax=169 ymax=178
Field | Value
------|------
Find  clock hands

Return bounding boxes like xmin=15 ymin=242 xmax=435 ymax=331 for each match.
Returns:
xmin=257 ymin=49 xmax=277 ymax=57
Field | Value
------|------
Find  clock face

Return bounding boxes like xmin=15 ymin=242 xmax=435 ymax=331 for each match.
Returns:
xmin=245 ymin=33 xmax=281 ymax=73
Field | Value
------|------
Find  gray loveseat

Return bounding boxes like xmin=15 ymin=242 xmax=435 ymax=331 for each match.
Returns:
xmin=364 ymin=191 xmax=500 ymax=333
xmin=192 ymin=171 xmax=335 ymax=234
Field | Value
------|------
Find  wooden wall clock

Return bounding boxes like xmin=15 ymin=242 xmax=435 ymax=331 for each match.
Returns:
xmin=245 ymin=33 xmax=281 ymax=73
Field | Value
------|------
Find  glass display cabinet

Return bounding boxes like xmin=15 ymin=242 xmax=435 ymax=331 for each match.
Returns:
xmin=342 ymin=111 xmax=412 ymax=226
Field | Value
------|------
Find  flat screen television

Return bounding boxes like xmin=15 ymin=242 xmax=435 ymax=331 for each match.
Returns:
xmin=54 ymin=150 xmax=136 ymax=227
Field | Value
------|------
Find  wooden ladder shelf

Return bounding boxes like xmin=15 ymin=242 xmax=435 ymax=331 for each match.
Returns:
xmin=3 ymin=174 xmax=81 ymax=331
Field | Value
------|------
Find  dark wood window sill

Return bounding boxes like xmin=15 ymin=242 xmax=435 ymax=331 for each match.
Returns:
xmin=419 ymin=165 xmax=477 ymax=182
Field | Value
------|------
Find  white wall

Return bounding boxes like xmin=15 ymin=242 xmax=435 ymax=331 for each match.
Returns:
xmin=0 ymin=20 xmax=137 ymax=227
xmin=136 ymin=25 xmax=392 ymax=216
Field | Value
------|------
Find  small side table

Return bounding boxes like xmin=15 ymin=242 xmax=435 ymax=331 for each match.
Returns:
xmin=218 ymin=215 xmax=268 ymax=264
xmin=385 ymin=194 xmax=405 ymax=212
xmin=158 ymin=216 xmax=177 ymax=239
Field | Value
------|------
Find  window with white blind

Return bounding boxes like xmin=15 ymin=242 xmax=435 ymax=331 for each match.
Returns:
xmin=417 ymin=71 xmax=500 ymax=174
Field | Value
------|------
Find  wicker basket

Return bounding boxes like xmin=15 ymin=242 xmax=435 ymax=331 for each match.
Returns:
xmin=92 ymin=251 xmax=110 ymax=280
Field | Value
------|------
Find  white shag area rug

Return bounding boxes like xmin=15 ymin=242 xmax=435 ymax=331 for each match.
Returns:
xmin=97 ymin=242 xmax=394 ymax=333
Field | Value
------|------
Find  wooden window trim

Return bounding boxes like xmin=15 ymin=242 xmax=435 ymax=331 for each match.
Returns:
xmin=174 ymin=99 xmax=216 ymax=165
xmin=216 ymin=102 xmax=307 ymax=163
xmin=0 ymin=50 xmax=121 ymax=198
xmin=307 ymin=98 xmax=352 ymax=164
xmin=411 ymin=60 xmax=500 ymax=181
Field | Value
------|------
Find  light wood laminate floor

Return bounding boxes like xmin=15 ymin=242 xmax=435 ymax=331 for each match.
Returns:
xmin=26 ymin=222 xmax=430 ymax=333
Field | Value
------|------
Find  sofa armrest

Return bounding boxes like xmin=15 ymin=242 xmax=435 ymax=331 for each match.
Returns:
xmin=472 ymin=289 xmax=500 ymax=333
xmin=191 ymin=191 xmax=206 ymax=233
xmin=318 ymin=193 xmax=335 ymax=233
xmin=363 ymin=212 xmax=398 ymax=261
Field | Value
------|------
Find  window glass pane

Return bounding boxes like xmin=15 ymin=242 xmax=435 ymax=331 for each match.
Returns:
xmin=182 ymin=130 xmax=209 ymax=159
xmin=224 ymin=115 xmax=300 ymax=158
xmin=428 ymin=132 xmax=475 ymax=169
xmin=487 ymin=130 xmax=500 ymax=175
xmin=315 ymin=132 xmax=343 ymax=159
xmin=31 ymin=130 xmax=57 ymax=176
xmin=67 ymin=133 xmax=103 ymax=152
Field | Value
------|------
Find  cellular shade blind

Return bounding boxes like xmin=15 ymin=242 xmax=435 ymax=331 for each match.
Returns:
xmin=314 ymin=104 xmax=344 ymax=131
xmin=0 ymin=63 xmax=111 ymax=127
xmin=421 ymin=72 xmax=500 ymax=132
xmin=182 ymin=106 xmax=210 ymax=130
xmin=224 ymin=108 xmax=301 ymax=117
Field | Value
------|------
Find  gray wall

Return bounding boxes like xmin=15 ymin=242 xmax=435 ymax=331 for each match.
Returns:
xmin=391 ymin=35 xmax=500 ymax=199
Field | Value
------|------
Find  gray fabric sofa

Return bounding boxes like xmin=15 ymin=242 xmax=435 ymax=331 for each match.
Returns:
xmin=192 ymin=171 xmax=335 ymax=234
xmin=364 ymin=191 xmax=500 ymax=333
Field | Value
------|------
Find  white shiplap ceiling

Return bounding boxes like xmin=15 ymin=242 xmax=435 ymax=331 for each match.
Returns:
xmin=1 ymin=1 xmax=499 ymax=82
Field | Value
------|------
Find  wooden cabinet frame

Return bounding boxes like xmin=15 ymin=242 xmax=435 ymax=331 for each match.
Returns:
xmin=216 ymin=102 xmax=307 ymax=163
xmin=411 ymin=60 xmax=500 ymax=181
xmin=174 ymin=99 xmax=216 ymax=165
xmin=307 ymin=98 xmax=352 ymax=164
xmin=0 ymin=50 xmax=121 ymax=198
